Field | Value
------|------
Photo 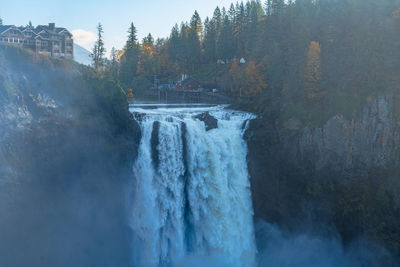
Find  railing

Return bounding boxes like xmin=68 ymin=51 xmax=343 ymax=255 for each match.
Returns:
xmin=141 ymin=89 xmax=234 ymax=104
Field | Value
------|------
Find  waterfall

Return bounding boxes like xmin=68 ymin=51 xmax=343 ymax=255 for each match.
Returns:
xmin=129 ymin=105 xmax=256 ymax=266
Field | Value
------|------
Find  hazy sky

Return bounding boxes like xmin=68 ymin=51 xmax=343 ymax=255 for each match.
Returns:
xmin=0 ymin=0 xmax=234 ymax=54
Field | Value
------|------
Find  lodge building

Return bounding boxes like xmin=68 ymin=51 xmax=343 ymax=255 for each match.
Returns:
xmin=0 ymin=23 xmax=73 ymax=58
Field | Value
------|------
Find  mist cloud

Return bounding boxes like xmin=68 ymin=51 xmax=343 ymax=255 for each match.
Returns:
xmin=255 ymin=220 xmax=397 ymax=267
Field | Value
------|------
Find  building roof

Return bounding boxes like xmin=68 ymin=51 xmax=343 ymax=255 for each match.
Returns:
xmin=34 ymin=25 xmax=71 ymax=35
xmin=0 ymin=25 xmax=16 ymax=34
xmin=0 ymin=24 xmax=72 ymax=40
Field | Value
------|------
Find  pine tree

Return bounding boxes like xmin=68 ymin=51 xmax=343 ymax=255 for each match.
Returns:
xmin=126 ymin=23 xmax=139 ymax=50
xmin=185 ymin=19 xmax=201 ymax=70
xmin=91 ymin=23 xmax=106 ymax=71
xmin=119 ymin=23 xmax=140 ymax=88
xmin=213 ymin=7 xmax=222 ymax=33
xmin=246 ymin=1 xmax=265 ymax=57
xmin=143 ymin=33 xmax=154 ymax=47
xmin=217 ymin=13 xmax=235 ymax=61
xmin=271 ymin=0 xmax=286 ymax=15
xmin=266 ymin=0 xmax=273 ymax=16
xmin=137 ymin=34 xmax=156 ymax=78
xmin=203 ymin=17 xmax=217 ymax=61
xmin=109 ymin=47 xmax=119 ymax=78
xmin=168 ymin=24 xmax=180 ymax=62
xmin=190 ymin=10 xmax=203 ymax=38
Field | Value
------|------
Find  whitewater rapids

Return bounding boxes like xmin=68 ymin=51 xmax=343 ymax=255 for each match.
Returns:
xmin=128 ymin=105 xmax=256 ymax=266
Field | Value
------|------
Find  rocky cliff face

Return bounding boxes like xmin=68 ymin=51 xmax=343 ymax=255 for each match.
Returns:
xmin=0 ymin=47 xmax=142 ymax=266
xmin=278 ymin=95 xmax=400 ymax=178
xmin=246 ymin=94 xmax=400 ymax=254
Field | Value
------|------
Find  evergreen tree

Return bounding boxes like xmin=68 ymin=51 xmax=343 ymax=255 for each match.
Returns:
xmin=143 ymin=33 xmax=154 ymax=47
xmin=0 ymin=17 xmax=3 ymax=26
xmin=213 ymin=7 xmax=222 ymax=34
xmin=186 ymin=19 xmax=201 ymax=70
xmin=109 ymin=47 xmax=119 ymax=78
xmin=91 ymin=23 xmax=106 ymax=71
xmin=126 ymin=23 xmax=139 ymax=50
xmin=119 ymin=23 xmax=140 ymax=89
xmin=190 ymin=10 xmax=203 ymax=38
xmin=266 ymin=0 xmax=272 ymax=16
xmin=235 ymin=2 xmax=247 ymax=56
xmin=203 ymin=17 xmax=217 ymax=61
xmin=217 ymin=13 xmax=235 ymax=61
xmin=246 ymin=1 xmax=265 ymax=58
xmin=168 ymin=24 xmax=180 ymax=63
xmin=272 ymin=0 xmax=286 ymax=15
xmin=228 ymin=3 xmax=236 ymax=21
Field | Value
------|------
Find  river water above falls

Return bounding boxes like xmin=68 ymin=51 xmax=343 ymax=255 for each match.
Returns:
xmin=128 ymin=105 xmax=256 ymax=266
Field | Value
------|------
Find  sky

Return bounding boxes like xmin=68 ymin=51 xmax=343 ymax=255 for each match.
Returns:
xmin=0 ymin=0 xmax=234 ymax=54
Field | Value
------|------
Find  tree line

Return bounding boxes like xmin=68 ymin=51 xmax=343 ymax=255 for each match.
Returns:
xmin=92 ymin=0 xmax=400 ymax=115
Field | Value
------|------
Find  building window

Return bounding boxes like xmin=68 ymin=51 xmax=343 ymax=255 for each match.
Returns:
xmin=42 ymin=41 xmax=48 ymax=46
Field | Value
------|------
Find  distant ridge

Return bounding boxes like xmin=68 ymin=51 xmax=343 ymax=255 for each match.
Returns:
xmin=73 ymin=43 xmax=91 ymax=66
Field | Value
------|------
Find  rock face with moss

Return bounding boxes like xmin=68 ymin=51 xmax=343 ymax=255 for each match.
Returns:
xmin=290 ymin=95 xmax=399 ymax=172
xmin=0 ymin=46 xmax=141 ymax=266
xmin=246 ymin=93 xmax=400 ymax=257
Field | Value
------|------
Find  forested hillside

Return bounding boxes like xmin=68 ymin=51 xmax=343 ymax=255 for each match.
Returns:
xmin=94 ymin=0 xmax=400 ymax=125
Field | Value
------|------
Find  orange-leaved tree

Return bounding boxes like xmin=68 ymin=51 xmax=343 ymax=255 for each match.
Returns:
xmin=304 ymin=41 xmax=322 ymax=99
xmin=243 ymin=61 xmax=266 ymax=96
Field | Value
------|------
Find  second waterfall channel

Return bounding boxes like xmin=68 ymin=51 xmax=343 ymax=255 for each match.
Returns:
xmin=129 ymin=105 xmax=256 ymax=266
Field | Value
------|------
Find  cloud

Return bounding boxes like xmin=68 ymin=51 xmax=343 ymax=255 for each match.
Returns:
xmin=71 ymin=29 xmax=96 ymax=50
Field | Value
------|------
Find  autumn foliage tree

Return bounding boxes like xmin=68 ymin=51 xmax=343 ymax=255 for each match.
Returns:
xmin=243 ymin=61 xmax=266 ymax=96
xmin=304 ymin=41 xmax=322 ymax=99
xmin=228 ymin=60 xmax=266 ymax=96
xmin=229 ymin=59 xmax=244 ymax=95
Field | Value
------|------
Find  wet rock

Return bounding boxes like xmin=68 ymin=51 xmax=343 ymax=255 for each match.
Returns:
xmin=246 ymin=94 xmax=400 ymax=227
xmin=151 ymin=121 xmax=160 ymax=169
xmin=195 ymin=112 xmax=218 ymax=131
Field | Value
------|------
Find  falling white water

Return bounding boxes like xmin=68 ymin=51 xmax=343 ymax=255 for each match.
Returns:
xmin=129 ymin=105 xmax=256 ymax=267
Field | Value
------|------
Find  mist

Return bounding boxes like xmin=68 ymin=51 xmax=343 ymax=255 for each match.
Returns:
xmin=255 ymin=220 xmax=397 ymax=267
xmin=0 ymin=46 xmax=139 ymax=266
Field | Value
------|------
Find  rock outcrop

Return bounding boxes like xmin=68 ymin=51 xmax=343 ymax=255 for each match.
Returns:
xmin=195 ymin=112 xmax=218 ymax=131
xmin=246 ymin=94 xmax=400 ymax=256
xmin=0 ymin=46 xmax=142 ymax=266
